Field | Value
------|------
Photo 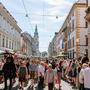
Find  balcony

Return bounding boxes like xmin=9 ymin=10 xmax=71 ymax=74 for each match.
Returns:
xmin=85 ymin=6 xmax=90 ymax=22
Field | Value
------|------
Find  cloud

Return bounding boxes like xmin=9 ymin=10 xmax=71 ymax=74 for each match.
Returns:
xmin=43 ymin=0 xmax=73 ymax=24
xmin=47 ymin=6 xmax=67 ymax=15
xmin=44 ymin=0 xmax=73 ymax=6
xmin=46 ymin=13 xmax=67 ymax=23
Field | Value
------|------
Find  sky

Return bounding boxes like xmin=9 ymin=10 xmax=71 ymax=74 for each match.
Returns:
xmin=0 ymin=0 xmax=77 ymax=52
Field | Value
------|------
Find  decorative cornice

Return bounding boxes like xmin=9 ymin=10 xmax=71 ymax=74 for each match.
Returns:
xmin=0 ymin=3 xmax=22 ymax=33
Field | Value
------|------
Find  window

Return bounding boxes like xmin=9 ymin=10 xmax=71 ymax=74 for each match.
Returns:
xmin=6 ymin=37 xmax=8 ymax=48
xmin=70 ymin=50 xmax=72 ymax=59
xmin=68 ymin=51 xmax=69 ymax=58
xmin=68 ymin=23 xmax=71 ymax=36
xmin=70 ymin=37 xmax=74 ymax=48
xmin=72 ymin=20 xmax=74 ymax=31
xmin=85 ymin=22 xmax=88 ymax=28
xmin=72 ymin=12 xmax=74 ymax=17
xmin=62 ymin=39 xmax=65 ymax=49
xmin=72 ymin=37 xmax=74 ymax=47
xmin=69 ymin=23 xmax=71 ymax=33
xmin=2 ymin=35 xmax=5 ymax=47
xmin=0 ymin=34 xmax=1 ymax=47
xmin=9 ymin=40 xmax=11 ymax=49
xmin=85 ymin=49 xmax=88 ymax=56
xmin=12 ymin=42 xmax=13 ymax=49
xmin=69 ymin=16 xmax=71 ymax=22
xmin=86 ymin=36 xmax=88 ymax=46
xmin=68 ymin=41 xmax=69 ymax=49
xmin=70 ymin=39 xmax=71 ymax=48
xmin=15 ymin=41 xmax=16 ymax=49
xmin=68 ymin=39 xmax=71 ymax=49
xmin=72 ymin=49 xmax=74 ymax=58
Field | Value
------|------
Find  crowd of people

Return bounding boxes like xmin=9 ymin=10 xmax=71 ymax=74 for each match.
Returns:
xmin=0 ymin=53 xmax=90 ymax=90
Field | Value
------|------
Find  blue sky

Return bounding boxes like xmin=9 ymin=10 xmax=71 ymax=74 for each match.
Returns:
xmin=0 ymin=0 xmax=77 ymax=52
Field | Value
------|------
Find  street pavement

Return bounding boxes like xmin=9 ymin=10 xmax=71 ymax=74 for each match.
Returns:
xmin=0 ymin=78 xmax=77 ymax=90
xmin=60 ymin=80 xmax=77 ymax=90
xmin=44 ymin=80 xmax=77 ymax=90
xmin=0 ymin=78 xmax=32 ymax=90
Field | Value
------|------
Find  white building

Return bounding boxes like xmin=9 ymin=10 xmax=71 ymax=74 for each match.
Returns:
xmin=0 ymin=3 xmax=22 ymax=53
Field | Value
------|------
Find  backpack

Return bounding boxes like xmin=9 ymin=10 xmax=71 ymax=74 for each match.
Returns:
xmin=19 ymin=66 xmax=27 ymax=77
xmin=72 ymin=63 xmax=76 ymax=71
xmin=72 ymin=63 xmax=77 ymax=75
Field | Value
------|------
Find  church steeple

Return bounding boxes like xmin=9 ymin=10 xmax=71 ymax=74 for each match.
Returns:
xmin=33 ymin=24 xmax=39 ymax=56
xmin=35 ymin=25 xmax=37 ymax=33
xmin=34 ymin=24 xmax=38 ymax=37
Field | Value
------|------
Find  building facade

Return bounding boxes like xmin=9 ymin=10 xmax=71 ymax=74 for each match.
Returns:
xmin=49 ymin=0 xmax=89 ymax=59
xmin=21 ymin=25 xmax=40 ymax=57
xmin=0 ymin=3 xmax=22 ymax=53
xmin=66 ymin=0 xmax=88 ymax=59
xmin=85 ymin=5 xmax=90 ymax=59
xmin=48 ymin=32 xmax=58 ymax=57
xmin=0 ymin=3 xmax=40 ymax=57
xmin=48 ymin=42 xmax=53 ymax=57
xmin=21 ymin=32 xmax=33 ymax=57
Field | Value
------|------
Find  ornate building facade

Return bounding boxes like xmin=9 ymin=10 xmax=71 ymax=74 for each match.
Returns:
xmin=85 ymin=2 xmax=90 ymax=59
xmin=0 ymin=3 xmax=22 ymax=53
xmin=48 ymin=0 xmax=89 ymax=59
xmin=0 ymin=3 xmax=40 ymax=57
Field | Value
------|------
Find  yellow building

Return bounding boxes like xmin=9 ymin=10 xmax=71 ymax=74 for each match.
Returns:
xmin=85 ymin=6 xmax=90 ymax=59
xmin=56 ymin=1 xmax=88 ymax=59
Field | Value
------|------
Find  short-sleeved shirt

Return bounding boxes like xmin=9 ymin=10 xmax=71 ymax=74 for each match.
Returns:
xmin=37 ymin=64 xmax=45 ymax=76
xmin=83 ymin=67 xmax=90 ymax=88
xmin=46 ymin=69 xmax=54 ymax=83
xmin=79 ymin=69 xmax=84 ymax=84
